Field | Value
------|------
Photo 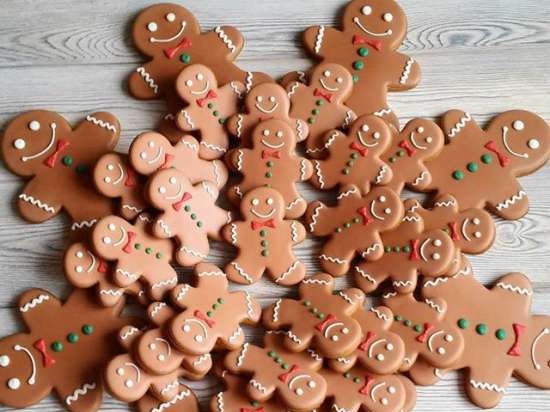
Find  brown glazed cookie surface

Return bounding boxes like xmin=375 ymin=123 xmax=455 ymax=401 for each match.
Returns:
xmin=263 ymin=273 xmax=365 ymax=358
xmin=305 ymin=185 xmax=403 ymax=276
xmin=137 ymin=383 xmax=199 ymax=412
xmin=1 ymin=110 xmax=119 ymax=232
xmin=423 ymin=110 xmax=550 ymax=220
xmin=301 ymin=0 xmax=421 ymax=127
xmin=309 ymin=115 xmax=393 ymax=193
xmin=223 ymin=187 xmax=307 ymax=285
xmin=226 ymin=119 xmax=313 ymax=218
xmin=0 ymin=288 xmax=131 ymax=411
xmin=129 ymin=3 xmax=271 ymax=101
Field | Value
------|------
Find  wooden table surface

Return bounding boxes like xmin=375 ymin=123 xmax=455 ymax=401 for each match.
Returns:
xmin=0 ymin=0 xmax=549 ymax=410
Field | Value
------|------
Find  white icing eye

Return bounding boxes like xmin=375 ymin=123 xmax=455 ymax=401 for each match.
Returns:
xmin=472 ymin=218 xmax=481 ymax=225
xmin=341 ymin=327 xmax=350 ymax=334
xmin=376 ymin=353 xmax=385 ymax=361
xmin=183 ymin=325 xmax=191 ymax=333
xmin=331 ymin=335 xmax=339 ymax=342
xmin=308 ymin=380 xmax=316 ymax=388
xmin=158 ymin=186 xmax=167 ymax=194
xmin=266 ymin=198 xmax=274 ymax=205
xmin=196 ymin=73 xmax=204 ymax=81
xmin=528 ymin=139 xmax=540 ymax=150
xmin=7 ymin=378 xmax=20 ymax=390
xmin=386 ymin=343 xmax=394 ymax=351
xmin=140 ymin=151 xmax=147 ymax=160
xmin=149 ymin=343 xmax=156 ymax=350
xmin=388 ymin=386 xmax=396 ymax=394
xmin=251 ymin=198 xmax=260 ymax=206
xmin=28 ymin=120 xmax=41 ymax=131
xmin=336 ymin=77 xmax=343 ymax=84
xmin=148 ymin=141 xmax=155 ymax=148
xmin=426 ymin=137 xmax=433 ymax=144
xmin=256 ymin=96 xmax=263 ymax=103
xmin=437 ymin=347 xmax=446 ymax=355
xmin=269 ymin=96 xmax=276 ymax=102
xmin=433 ymin=239 xmax=442 ymax=247
xmin=104 ymin=177 xmax=112 ymax=184
xmin=103 ymin=236 xmax=112 ymax=245
xmin=276 ymin=131 xmax=283 ymax=138
xmin=383 ymin=13 xmax=394 ymax=22
xmin=323 ymin=70 xmax=331 ymax=78
xmin=263 ymin=129 xmax=270 ymax=137
xmin=379 ymin=195 xmax=386 ymax=202
xmin=362 ymin=5 xmax=373 ymax=15
xmin=361 ymin=124 xmax=370 ymax=132
xmin=107 ymin=164 xmax=115 ymax=171
xmin=125 ymin=379 xmax=134 ymax=388
xmin=185 ymin=80 xmax=193 ymax=87
xmin=381 ymin=398 xmax=389 ymax=405
xmin=295 ymin=388 xmax=304 ymax=396
xmin=76 ymin=251 xmax=84 ymax=258
xmin=116 ymin=368 xmax=125 ymax=376
xmin=444 ymin=334 xmax=454 ymax=342
xmin=166 ymin=13 xmax=176 ymax=22
xmin=417 ymin=126 xmax=425 ymax=133
xmin=158 ymin=354 xmax=166 ymax=361
xmin=147 ymin=22 xmax=158 ymax=32
xmin=13 ymin=138 xmax=26 ymax=150
xmin=75 ymin=265 xmax=83 ymax=273
xmin=384 ymin=208 xmax=391 ymax=214
xmin=513 ymin=120 xmax=525 ymax=131
xmin=194 ymin=335 xmax=203 ymax=343
xmin=108 ymin=223 xmax=116 ymax=231
xmin=432 ymin=253 xmax=441 ymax=261
xmin=0 ymin=356 xmax=10 ymax=367
xmin=169 ymin=176 xmax=177 ymax=184
xmin=373 ymin=132 xmax=381 ymax=139
xmin=474 ymin=231 xmax=482 ymax=238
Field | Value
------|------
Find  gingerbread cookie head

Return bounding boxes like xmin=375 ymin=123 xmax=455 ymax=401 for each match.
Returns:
xmin=399 ymin=118 xmax=444 ymax=159
xmin=342 ymin=0 xmax=407 ymax=50
xmin=309 ymin=63 xmax=354 ymax=104
xmin=245 ymin=82 xmax=291 ymax=118
xmin=105 ymin=353 xmax=152 ymax=402
xmin=349 ymin=114 xmax=393 ymax=156
xmin=250 ymin=119 xmax=298 ymax=155
xmin=240 ymin=186 xmax=286 ymax=222
xmin=92 ymin=216 xmax=136 ymax=261
xmin=93 ymin=153 xmax=138 ymax=198
xmin=516 ymin=315 xmax=550 ymax=389
xmin=175 ymin=64 xmax=218 ymax=103
xmin=412 ymin=228 xmax=456 ymax=277
xmin=64 ymin=242 xmax=108 ymax=288
xmin=132 ymin=3 xmax=199 ymax=58
xmin=147 ymin=168 xmax=196 ymax=212
xmin=129 ymin=131 xmax=175 ymax=174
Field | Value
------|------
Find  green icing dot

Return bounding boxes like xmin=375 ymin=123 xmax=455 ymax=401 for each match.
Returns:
xmin=414 ymin=324 xmax=423 ymax=333
xmin=196 ymin=221 xmax=203 ymax=228
xmin=335 ymin=227 xmax=343 ymax=233
xmin=389 ymin=157 xmax=397 ymax=163
xmin=275 ymin=357 xmax=283 ymax=364
xmin=213 ymin=110 xmax=219 ymax=117
xmin=344 ymin=222 xmax=352 ymax=228
xmin=404 ymin=320 xmax=412 ymax=327
xmin=180 ymin=53 xmax=191 ymax=63
xmin=282 ymin=363 xmax=289 ymax=370
xmin=184 ymin=205 xmax=191 ymax=212
xmin=156 ymin=252 xmax=162 ymax=259
xmin=268 ymin=351 xmax=277 ymax=358
xmin=134 ymin=243 xmax=141 ymax=250
xmin=347 ymin=160 xmax=354 ymax=167
xmin=82 ymin=324 xmax=94 ymax=335
xmin=266 ymin=161 xmax=274 ymax=167
xmin=403 ymin=245 xmax=411 ymax=253
xmin=351 ymin=153 xmax=359 ymax=159
xmin=261 ymin=250 xmax=269 ymax=257
xmin=353 ymin=377 xmax=362 ymax=383
xmin=344 ymin=372 xmax=352 ymax=379
xmin=259 ymin=230 xmax=267 ymax=237
xmin=75 ymin=164 xmax=88 ymax=174
xmin=62 ymin=156 xmax=73 ymax=166
xmin=481 ymin=154 xmax=493 ymax=164
xmin=385 ymin=245 xmax=392 ymax=253
xmin=394 ymin=315 xmax=403 ymax=321
xmin=453 ymin=170 xmax=464 ymax=180
xmin=358 ymin=47 xmax=369 ymax=57
xmin=310 ymin=307 xmax=319 ymax=314
xmin=352 ymin=74 xmax=360 ymax=83
xmin=457 ymin=318 xmax=469 ymax=329
xmin=316 ymin=100 xmax=324 ymax=106
xmin=342 ymin=168 xmax=350 ymax=175
xmin=251 ymin=401 xmax=260 ymax=407
xmin=303 ymin=300 xmax=311 ymax=307
xmin=207 ymin=103 xmax=214 ymax=109
xmin=308 ymin=117 xmax=315 ymax=124
xmin=476 ymin=324 xmax=488 ymax=335
xmin=217 ymin=298 xmax=224 ymax=304
xmin=145 ymin=247 xmax=152 ymax=254
xmin=353 ymin=60 xmax=365 ymax=70
xmin=317 ymin=313 xmax=325 ymax=319
xmin=261 ymin=240 xmax=268 ymax=247
xmin=495 ymin=329 xmax=507 ymax=340
xmin=51 ymin=341 xmax=63 ymax=352
xmin=353 ymin=217 xmax=360 ymax=224
xmin=67 ymin=333 xmax=79 ymax=343
xmin=190 ymin=213 xmax=197 ymax=220
xmin=206 ymin=311 xmax=214 ymax=317
xmin=212 ymin=303 xmax=219 ymax=310
xmin=312 ymin=109 xmax=320 ymax=115
xmin=397 ymin=150 xmax=405 ymax=157
xmin=393 ymin=246 xmax=401 ymax=253
xmin=467 ymin=162 xmax=479 ymax=173
xmin=265 ymin=172 xmax=273 ymax=178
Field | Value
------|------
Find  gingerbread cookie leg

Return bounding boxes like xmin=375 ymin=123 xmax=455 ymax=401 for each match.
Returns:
xmin=57 ymin=378 xmax=103 ymax=412
xmin=267 ymin=251 xmax=306 ymax=286
xmin=136 ymin=383 xmax=200 ymax=412
xmin=319 ymin=238 xmax=355 ymax=276
xmin=466 ymin=368 xmax=511 ymax=409
xmin=17 ymin=177 xmax=62 ymax=223
xmin=407 ymin=359 xmax=448 ymax=386
xmin=487 ymin=181 xmax=530 ymax=221
xmin=226 ymin=256 xmax=265 ymax=285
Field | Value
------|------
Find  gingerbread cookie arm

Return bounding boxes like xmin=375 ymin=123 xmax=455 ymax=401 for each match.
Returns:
xmin=176 ymin=106 xmax=199 ymax=133
xmin=147 ymin=301 xmax=177 ymax=326
xmin=302 ymin=25 xmax=346 ymax=58
xmin=230 ymin=291 xmax=263 ymax=324
xmin=18 ymin=177 xmax=63 ymax=223
xmin=490 ymin=272 xmax=533 ymax=313
xmin=118 ymin=325 xmax=143 ymax=350
xmin=285 ymin=220 xmax=307 ymax=245
xmin=386 ymin=51 xmax=421 ymax=91
xmin=202 ymin=26 xmax=244 ymax=60
xmin=129 ymin=62 xmax=161 ymax=100
xmin=226 ymin=113 xmax=250 ymax=140
xmin=197 ymin=181 xmax=231 ymax=239
xmin=293 ymin=118 xmax=310 ymax=142
xmin=57 ymin=377 xmax=103 ymax=412
xmin=226 ymin=148 xmax=251 ymax=173
xmin=136 ymin=384 xmax=199 ymax=412
xmin=354 ymin=260 xmax=392 ymax=294
xmin=294 ymin=157 xmax=313 ymax=182
xmin=407 ymin=359 xmax=447 ymax=386
xmin=17 ymin=289 xmax=62 ymax=330
xmin=440 ymin=110 xmax=483 ymax=141
xmin=263 ymin=298 xmax=303 ymax=332
xmin=75 ymin=112 xmax=120 ymax=151
xmin=486 ymin=180 xmax=529 ymax=220
xmin=336 ymin=105 xmax=357 ymax=130
xmin=304 ymin=201 xmax=336 ymax=236
xmin=221 ymin=221 xmax=245 ymax=248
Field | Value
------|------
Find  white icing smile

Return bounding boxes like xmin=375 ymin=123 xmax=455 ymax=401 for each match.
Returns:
xmin=409 ymin=132 xmax=428 ymax=150
xmin=419 ymin=238 xmax=431 ymax=262
xmin=251 ymin=207 xmax=275 ymax=219
xmin=261 ymin=139 xmax=285 ymax=149
xmin=370 ymin=381 xmax=386 ymax=402
xmin=163 ymin=180 xmax=183 ymax=200
xmin=255 ymin=100 xmax=279 ymax=114
xmin=357 ymin=131 xmax=380 ymax=147
xmin=368 ymin=338 xmax=387 ymax=358
xmin=319 ymin=78 xmax=339 ymax=92
xmin=370 ymin=200 xmax=385 ymax=221
xmin=353 ymin=17 xmax=393 ymax=37
xmin=86 ymin=250 xmax=96 ymax=272
xmin=14 ymin=344 xmax=36 ymax=386
xmin=151 ymin=338 xmax=172 ymax=362
xmin=105 ymin=163 xmax=124 ymax=185
xmin=288 ymin=374 xmax=315 ymax=394
xmin=190 ymin=81 xmax=210 ymax=96
xmin=531 ymin=327 xmax=549 ymax=370
xmin=147 ymin=146 xmax=164 ymax=164
xmin=502 ymin=126 xmax=529 ymax=159
xmin=182 ymin=318 xmax=208 ymax=343
xmin=150 ymin=21 xmax=187 ymax=43
xmin=113 ymin=226 xmax=127 ymax=247
xmin=21 ymin=122 xmax=57 ymax=162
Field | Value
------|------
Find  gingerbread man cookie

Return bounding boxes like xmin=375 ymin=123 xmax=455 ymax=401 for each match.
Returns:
xmin=129 ymin=3 xmax=271 ymax=102
xmin=0 ymin=288 xmax=131 ymax=411
xmin=1 ymin=110 xmax=119 ymax=232
xmin=167 ymin=264 xmax=262 ymax=356
xmin=380 ymin=291 xmax=464 ymax=373
xmin=353 ymin=211 xmax=457 ymax=294
xmin=226 ymin=119 xmax=313 ymax=218
xmin=263 ymin=273 xmax=365 ymax=358
xmin=147 ymin=168 xmax=231 ymax=266
xmin=409 ymin=259 xmax=550 ymax=408
xmin=423 ymin=110 xmax=550 ymax=220
xmin=175 ymin=64 xmax=245 ymax=159
xmin=305 ymin=185 xmax=403 ymax=276
xmin=327 ymin=305 xmax=406 ymax=375
xmin=224 ymin=332 xmax=327 ymax=410
xmin=129 ymin=131 xmax=228 ymax=189
xmin=223 ymin=187 xmax=307 ymax=285
xmin=226 ymin=82 xmax=309 ymax=146
xmin=64 ymin=241 xmax=147 ymax=307
xmin=286 ymin=63 xmax=356 ymax=157
xmin=301 ymin=0 xmax=421 ymax=127
xmin=137 ymin=383 xmax=199 ymax=412
xmin=91 ymin=214 xmax=177 ymax=300
xmin=382 ymin=118 xmax=445 ymax=194
xmin=93 ymin=152 xmax=147 ymax=220
xmin=309 ymin=115 xmax=393 ymax=193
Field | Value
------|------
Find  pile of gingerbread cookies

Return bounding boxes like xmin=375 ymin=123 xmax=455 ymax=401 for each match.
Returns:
xmin=1 ymin=1 xmax=549 ymax=411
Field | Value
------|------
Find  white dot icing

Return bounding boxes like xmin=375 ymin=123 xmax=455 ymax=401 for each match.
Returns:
xmin=28 ymin=120 xmax=40 ymax=131
xmin=528 ymin=139 xmax=540 ymax=150
xmin=116 ymin=368 xmax=125 ymax=376
xmin=125 ymin=379 xmax=134 ymax=388
xmin=166 ymin=13 xmax=176 ymax=22
xmin=0 ymin=356 xmax=10 ymax=367
xmin=7 ymin=378 xmax=20 ymax=390
xmin=296 ymin=388 xmax=304 ymax=396
xmin=13 ymin=138 xmax=26 ymax=150
xmin=75 ymin=265 xmax=83 ymax=273
xmin=432 ymin=253 xmax=441 ymax=261
xmin=513 ymin=120 xmax=525 ymax=131
xmin=108 ymin=223 xmax=116 ymax=231
xmin=147 ymin=22 xmax=158 ymax=32
xmin=308 ymin=380 xmax=316 ymax=388
xmin=103 ymin=236 xmax=112 ymax=245
xmin=104 ymin=177 xmax=112 ymax=184
xmin=383 ymin=13 xmax=394 ymax=22
xmin=362 ymin=5 xmax=372 ymax=15
xmin=76 ymin=251 xmax=84 ymax=258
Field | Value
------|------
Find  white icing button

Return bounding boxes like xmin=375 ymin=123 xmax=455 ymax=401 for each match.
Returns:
xmin=384 ymin=208 xmax=391 ymax=214
xmin=474 ymin=231 xmax=482 ymax=238
xmin=426 ymin=137 xmax=433 ymax=143
xmin=417 ymin=126 xmax=425 ymax=133
xmin=373 ymin=132 xmax=381 ymax=139
xmin=29 ymin=120 xmax=41 ymax=131
xmin=528 ymin=139 xmax=540 ymax=150
xmin=513 ymin=120 xmax=525 ymax=131
xmin=104 ymin=177 xmax=112 ymax=184
xmin=379 ymin=196 xmax=386 ymax=202
xmin=194 ymin=335 xmax=203 ymax=342
xmin=266 ymin=198 xmax=274 ymax=205
xmin=13 ymin=138 xmax=26 ymax=150
xmin=381 ymin=398 xmax=389 ymax=405
xmin=276 ymin=131 xmax=283 ymax=138
xmin=362 ymin=124 xmax=369 ymax=132
xmin=7 ymin=378 xmax=20 ymax=390
xmin=149 ymin=343 xmax=156 ymax=350
xmin=148 ymin=141 xmax=155 ymax=148
xmin=147 ymin=22 xmax=158 ymax=32
xmin=362 ymin=5 xmax=373 ymax=15
xmin=107 ymin=164 xmax=114 ymax=171
xmin=342 ymin=327 xmax=350 ymax=334
xmin=158 ymin=354 xmax=166 ymax=361
xmin=116 ymin=368 xmax=125 ymax=376
xmin=445 ymin=334 xmax=454 ymax=342
xmin=0 ymin=356 xmax=10 ymax=367
xmin=263 ymin=129 xmax=270 ymax=136
xmin=140 ymin=152 xmax=147 ymax=160
xmin=108 ymin=223 xmax=116 ymax=231
xmin=383 ymin=13 xmax=394 ymax=22
xmin=331 ymin=335 xmax=339 ymax=342
xmin=432 ymin=253 xmax=441 ymax=260
xmin=75 ymin=265 xmax=83 ymax=273
xmin=125 ymin=379 xmax=134 ymax=388
xmin=433 ymin=239 xmax=442 ymax=247
xmin=308 ymin=380 xmax=316 ymax=388
xmin=336 ymin=77 xmax=343 ymax=84
xmin=472 ymin=218 xmax=481 ymax=225
xmin=376 ymin=353 xmax=385 ymax=361
xmin=386 ymin=343 xmax=394 ymax=351
xmin=166 ymin=13 xmax=176 ymax=22
xmin=251 ymin=198 xmax=260 ymax=206
xmin=76 ymin=251 xmax=84 ymax=258
xmin=103 ymin=236 xmax=112 ymax=245
xmin=183 ymin=325 xmax=191 ymax=332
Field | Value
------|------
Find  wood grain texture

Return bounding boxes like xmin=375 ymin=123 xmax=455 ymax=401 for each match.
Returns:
xmin=0 ymin=0 xmax=549 ymax=410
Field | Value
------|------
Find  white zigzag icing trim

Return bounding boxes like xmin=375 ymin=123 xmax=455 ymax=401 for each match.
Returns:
xmin=307 ymin=131 xmax=339 ymax=155
xmin=231 ymin=262 xmax=253 ymax=284
xmin=99 ymin=289 xmax=123 ymax=297
xmin=496 ymin=190 xmax=527 ymax=211
xmin=302 ymin=278 xmax=330 ymax=285
xmin=161 ymin=379 xmax=179 ymax=395
xmin=296 ymin=120 xmax=305 ymax=140
xmin=228 ymin=326 xmax=242 ymax=343
xmin=245 ymin=72 xmax=253 ymax=93
xmin=250 ymin=379 xmax=268 ymax=394
xmin=361 ymin=243 xmax=382 ymax=258
xmin=332 ymin=405 xmax=353 ymax=412
xmin=407 ymin=202 xmax=420 ymax=212
xmin=212 ymin=160 xmax=222 ymax=186
xmin=272 ymin=298 xmax=282 ymax=322
xmin=337 ymin=187 xmax=359 ymax=200
xmin=290 ymin=221 xmax=299 ymax=242
xmin=216 ymin=392 xmax=224 ymax=412
xmin=20 ymin=294 xmax=50 ymax=312
xmin=157 ymin=219 xmax=172 ymax=236
xmin=423 ymin=277 xmax=449 ymax=288
xmin=117 ymin=268 xmax=139 ymax=281
xmin=382 ymin=291 xmax=397 ymax=299
xmin=202 ymin=182 xmax=216 ymax=199
xmin=343 ymin=111 xmax=354 ymax=128
xmin=469 ymin=380 xmax=507 ymax=394
xmin=180 ymin=139 xmax=198 ymax=152
xmin=448 ymin=112 xmax=472 ymax=138
xmin=297 ymin=71 xmax=306 ymax=82
xmin=355 ymin=267 xmax=376 ymax=284
xmin=151 ymin=302 xmax=167 ymax=317
xmin=234 ymin=186 xmax=243 ymax=199
xmin=150 ymin=389 xmax=191 ymax=412
xmin=370 ymin=308 xmax=391 ymax=321
xmin=236 ymin=343 xmax=249 ymax=367
xmin=374 ymin=108 xmax=392 ymax=117
xmin=300 ymin=159 xmax=308 ymax=180
xmin=276 ymin=261 xmax=300 ymax=283
xmin=175 ymin=285 xmax=190 ymax=302
xmin=198 ymin=270 xmax=225 ymax=277
xmin=411 ymin=171 xmax=428 ymax=186
xmin=287 ymin=81 xmax=300 ymax=98
xmin=244 ymin=292 xmax=255 ymax=318
xmin=393 ymin=280 xmax=414 ymax=288
xmin=403 ymin=215 xmax=421 ymax=222
xmin=136 ymin=67 xmax=159 ymax=94
xmin=434 ymin=368 xmax=444 ymax=379
xmin=337 ymin=357 xmax=353 ymax=365
xmin=319 ymin=254 xmax=346 ymax=264
xmin=214 ymin=26 xmax=236 ymax=52
xmin=308 ymin=203 xmax=324 ymax=232
xmin=122 ymin=204 xmax=143 ymax=214
xmin=399 ymin=58 xmax=415 ymax=85
xmin=313 ymin=160 xmax=325 ymax=188
xmin=338 ymin=291 xmax=355 ymax=305
xmin=229 ymin=81 xmax=243 ymax=98
xmin=496 ymin=282 xmax=532 ymax=296
xmin=229 ymin=223 xmax=238 ymax=245
xmin=236 ymin=149 xmax=244 ymax=171
xmin=152 ymin=276 xmax=178 ymax=289
xmin=86 ymin=115 xmax=117 ymax=133
xmin=71 ymin=219 xmax=97 ymax=231
xmin=434 ymin=199 xmax=457 ymax=208
xmin=200 ymin=141 xmax=226 ymax=153
xmin=193 ymin=353 xmax=211 ymax=366
xmin=307 ymin=349 xmax=322 ymax=361
xmin=286 ymin=330 xmax=302 ymax=344
xmin=375 ymin=165 xmax=389 ymax=184
xmin=314 ymin=26 xmax=325 ymax=54
xmin=65 ymin=382 xmax=96 ymax=405
xmin=179 ymin=245 xmax=208 ymax=259
xmin=121 ymin=327 xmax=139 ymax=340
xmin=164 ymin=113 xmax=175 ymax=121
xmin=180 ymin=110 xmax=195 ymax=129
xmin=425 ymin=298 xmax=444 ymax=313
xmin=286 ymin=197 xmax=303 ymax=211
xmin=236 ymin=114 xmax=243 ymax=138
xmin=18 ymin=193 xmax=56 ymax=213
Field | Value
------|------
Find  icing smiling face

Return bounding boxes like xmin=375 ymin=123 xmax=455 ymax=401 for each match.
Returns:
xmin=240 ymin=187 xmax=285 ymax=222
xmin=454 ymin=208 xmax=494 ymax=253
xmin=362 ymin=375 xmax=404 ymax=410
xmin=175 ymin=64 xmax=217 ymax=101
xmin=420 ymin=327 xmax=462 ymax=365
xmin=277 ymin=368 xmax=326 ymax=407
xmin=147 ymin=169 xmax=194 ymax=212
xmin=132 ymin=4 xmax=199 ymax=56
xmin=402 ymin=119 xmax=444 ymax=156
xmin=350 ymin=115 xmax=392 ymax=154
xmin=415 ymin=230 xmax=455 ymax=276
xmin=92 ymin=216 xmax=133 ymax=261
xmin=310 ymin=63 xmax=353 ymax=102
xmin=342 ymin=0 xmax=407 ymax=48
xmin=105 ymin=354 xmax=151 ymax=402
xmin=170 ymin=312 xmax=216 ymax=356
xmin=93 ymin=153 xmax=135 ymax=198
xmin=251 ymin=119 xmax=296 ymax=154
xmin=246 ymin=83 xmax=290 ymax=116
xmin=368 ymin=190 xmax=400 ymax=226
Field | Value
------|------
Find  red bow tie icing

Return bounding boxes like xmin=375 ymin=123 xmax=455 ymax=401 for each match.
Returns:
xmin=240 ymin=408 xmax=265 ymax=412
xmin=124 ymin=167 xmax=137 ymax=187
xmin=261 ymin=149 xmax=281 ymax=159
xmin=251 ymin=219 xmax=276 ymax=230
xmin=278 ymin=364 xmax=300 ymax=383
xmin=359 ymin=375 xmax=375 ymax=395
xmin=43 ymin=139 xmax=70 ymax=168
xmin=358 ymin=330 xmax=377 ymax=352
xmin=448 ymin=221 xmax=460 ymax=242
xmin=172 ymin=192 xmax=193 ymax=211
xmin=408 ymin=238 xmax=420 ymax=261
xmin=349 ymin=141 xmax=369 ymax=157
xmin=416 ymin=323 xmax=435 ymax=343
xmin=98 ymin=258 xmax=109 ymax=273
xmin=315 ymin=313 xmax=338 ymax=333
xmin=485 ymin=140 xmax=511 ymax=167
xmin=398 ymin=139 xmax=416 ymax=157
xmin=122 ymin=231 xmax=137 ymax=254
xmin=34 ymin=339 xmax=56 ymax=367
xmin=194 ymin=310 xmax=216 ymax=328
xmin=314 ymin=88 xmax=333 ymax=103
xmin=356 ymin=207 xmax=373 ymax=225
xmin=507 ymin=323 xmax=526 ymax=356
xmin=164 ymin=37 xmax=193 ymax=59
xmin=196 ymin=90 xmax=218 ymax=107
xmin=352 ymin=35 xmax=382 ymax=52
xmin=159 ymin=153 xmax=175 ymax=170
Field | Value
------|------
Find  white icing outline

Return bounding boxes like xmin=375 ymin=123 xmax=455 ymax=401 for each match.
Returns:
xmin=14 ymin=345 xmax=36 ymax=385
xmin=531 ymin=328 xmax=549 ymax=370
xmin=18 ymin=194 xmax=56 ymax=214
xmin=65 ymin=382 xmax=96 ymax=405
xmin=20 ymin=294 xmax=50 ymax=312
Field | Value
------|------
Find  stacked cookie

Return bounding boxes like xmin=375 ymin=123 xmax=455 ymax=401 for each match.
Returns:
xmin=0 ymin=1 xmax=549 ymax=412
